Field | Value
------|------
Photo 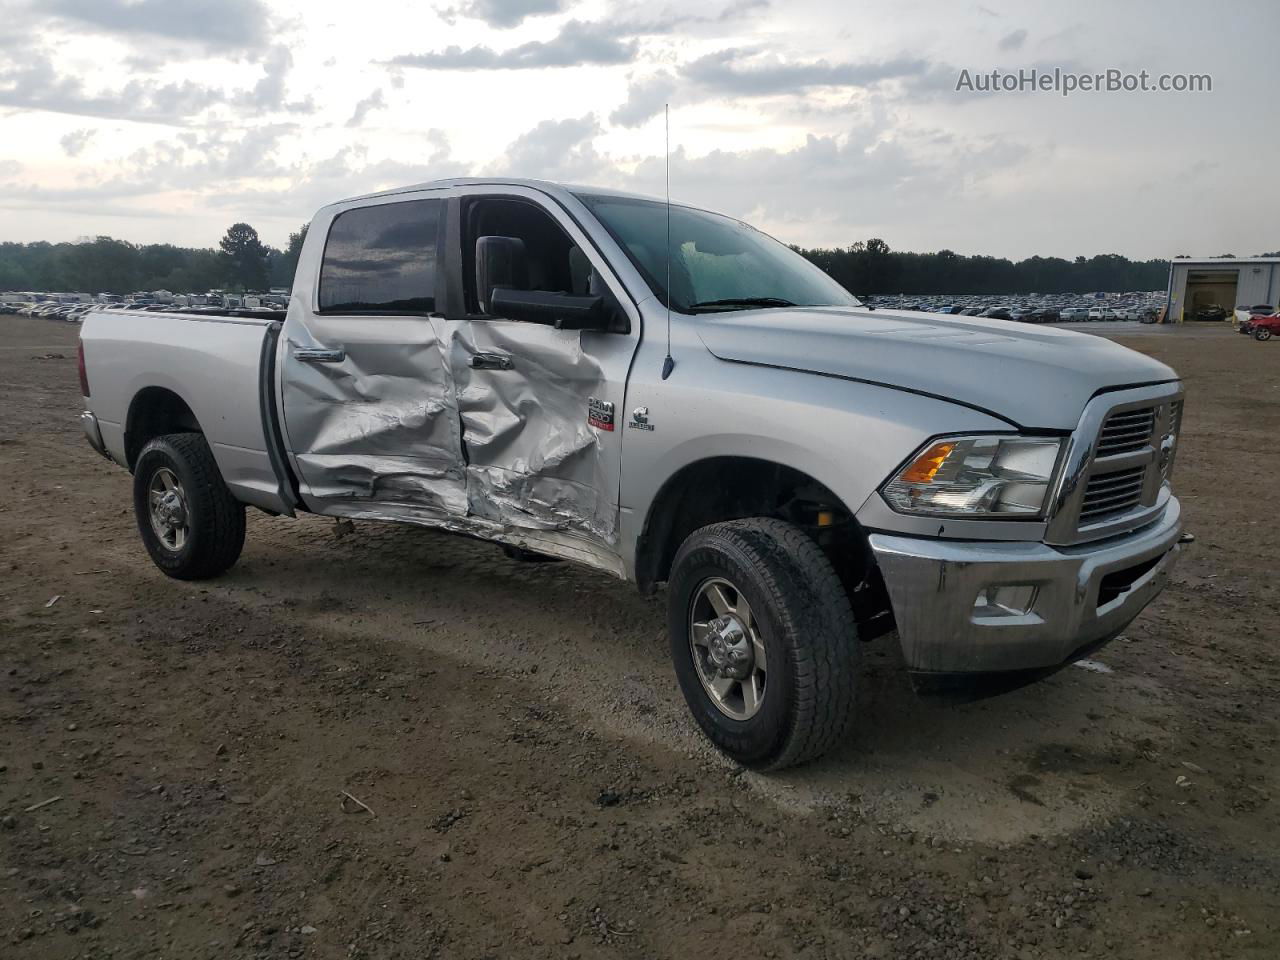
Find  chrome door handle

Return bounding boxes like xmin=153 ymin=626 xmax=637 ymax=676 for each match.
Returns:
xmin=469 ymin=352 xmax=513 ymax=370
xmin=295 ymin=348 xmax=345 ymax=363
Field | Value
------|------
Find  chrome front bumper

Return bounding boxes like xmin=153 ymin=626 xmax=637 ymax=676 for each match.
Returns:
xmin=868 ymin=497 xmax=1182 ymax=678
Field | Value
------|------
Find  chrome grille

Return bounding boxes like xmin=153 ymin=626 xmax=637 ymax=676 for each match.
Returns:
xmin=1079 ymin=466 xmax=1146 ymax=523
xmin=1162 ymin=400 xmax=1184 ymax=482
xmin=1096 ymin=406 xmax=1157 ymax=456
xmin=1047 ymin=385 xmax=1185 ymax=546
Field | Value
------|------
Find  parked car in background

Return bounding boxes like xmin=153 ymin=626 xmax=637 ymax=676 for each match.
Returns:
xmin=1194 ymin=304 xmax=1229 ymax=322
xmin=1242 ymin=309 xmax=1278 ymax=336
xmin=1239 ymin=304 xmax=1277 ymax=335
xmin=981 ymin=306 xmax=1013 ymax=320
xmin=1250 ymin=314 xmax=1279 ymax=341
xmin=1087 ymin=307 xmax=1104 ymax=321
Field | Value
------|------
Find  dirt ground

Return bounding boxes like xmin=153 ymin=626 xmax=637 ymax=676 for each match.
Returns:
xmin=1 ymin=313 xmax=1277 ymax=959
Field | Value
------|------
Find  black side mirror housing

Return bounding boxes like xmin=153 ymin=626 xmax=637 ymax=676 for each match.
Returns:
xmin=489 ymin=288 xmax=611 ymax=331
xmin=475 ymin=236 xmax=528 ymax=313
xmin=476 ymin=234 xmax=628 ymax=332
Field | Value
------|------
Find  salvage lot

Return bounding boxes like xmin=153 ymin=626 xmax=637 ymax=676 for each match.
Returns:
xmin=1 ymin=314 xmax=1277 ymax=958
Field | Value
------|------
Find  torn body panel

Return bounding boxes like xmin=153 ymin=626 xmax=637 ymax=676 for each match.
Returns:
xmin=446 ymin=319 xmax=618 ymax=544
xmin=279 ymin=315 xmax=468 ymax=518
xmin=321 ymin=498 xmax=628 ymax=578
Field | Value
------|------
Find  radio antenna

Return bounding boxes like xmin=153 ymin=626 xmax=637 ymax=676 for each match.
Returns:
xmin=661 ymin=102 xmax=675 ymax=380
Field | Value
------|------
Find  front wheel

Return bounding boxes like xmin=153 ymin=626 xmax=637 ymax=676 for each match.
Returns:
xmin=1256 ymin=327 xmax=1273 ymax=341
xmin=667 ymin=518 xmax=858 ymax=770
xmin=133 ymin=433 xmax=246 ymax=580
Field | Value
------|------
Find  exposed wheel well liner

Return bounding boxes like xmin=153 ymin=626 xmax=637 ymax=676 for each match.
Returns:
xmin=634 ymin=456 xmax=894 ymax=638
xmin=125 ymin=387 xmax=202 ymax=470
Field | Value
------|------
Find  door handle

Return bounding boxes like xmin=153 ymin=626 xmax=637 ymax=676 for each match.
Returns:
xmin=469 ymin=352 xmax=514 ymax=371
xmin=295 ymin=348 xmax=346 ymax=363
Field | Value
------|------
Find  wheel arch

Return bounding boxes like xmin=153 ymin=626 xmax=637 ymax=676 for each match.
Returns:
xmin=633 ymin=455 xmax=894 ymax=638
xmin=125 ymin=386 xmax=202 ymax=470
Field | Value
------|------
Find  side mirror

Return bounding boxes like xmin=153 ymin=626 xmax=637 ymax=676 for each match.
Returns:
xmin=489 ymin=288 xmax=610 ymax=331
xmin=475 ymin=235 xmax=528 ymax=314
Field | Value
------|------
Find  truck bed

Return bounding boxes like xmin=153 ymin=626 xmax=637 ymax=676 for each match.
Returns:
xmin=80 ymin=309 xmax=295 ymax=515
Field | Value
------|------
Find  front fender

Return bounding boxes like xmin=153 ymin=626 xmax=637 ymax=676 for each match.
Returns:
xmin=617 ymin=347 xmax=1010 ymax=578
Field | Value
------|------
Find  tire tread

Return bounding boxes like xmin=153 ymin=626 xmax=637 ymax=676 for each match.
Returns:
xmin=670 ymin=517 xmax=858 ymax=770
xmin=134 ymin=432 xmax=245 ymax=580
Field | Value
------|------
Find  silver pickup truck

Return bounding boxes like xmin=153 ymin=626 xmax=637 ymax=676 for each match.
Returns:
xmin=78 ymin=178 xmax=1184 ymax=769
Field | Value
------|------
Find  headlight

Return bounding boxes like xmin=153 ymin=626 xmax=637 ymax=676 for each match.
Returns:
xmin=882 ymin=435 xmax=1065 ymax=518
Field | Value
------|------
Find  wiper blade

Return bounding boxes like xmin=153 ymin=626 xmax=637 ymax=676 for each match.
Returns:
xmin=687 ymin=297 xmax=797 ymax=312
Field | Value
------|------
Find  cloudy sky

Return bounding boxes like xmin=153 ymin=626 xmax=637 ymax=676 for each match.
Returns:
xmin=1 ymin=0 xmax=1275 ymax=258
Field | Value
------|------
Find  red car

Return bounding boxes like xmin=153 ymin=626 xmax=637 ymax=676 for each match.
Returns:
xmin=1251 ymin=313 xmax=1280 ymax=341
xmin=1240 ymin=304 xmax=1278 ymax=336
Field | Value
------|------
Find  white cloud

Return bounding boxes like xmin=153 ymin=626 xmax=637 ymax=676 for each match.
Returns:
xmin=0 ymin=0 xmax=1274 ymax=261
xmin=59 ymin=128 xmax=96 ymax=156
xmin=389 ymin=20 xmax=639 ymax=70
xmin=40 ymin=0 xmax=274 ymax=55
xmin=444 ymin=0 xmax=569 ymax=29
xmin=610 ymin=71 xmax=677 ymax=128
xmin=347 ymin=89 xmax=387 ymax=127
xmin=489 ymin=114 xmax=605 ymax=181
xmin=0 ymin=44 xmax=312 ymax=125
xmin=998 ymin=28 xmax=1028 ymax=51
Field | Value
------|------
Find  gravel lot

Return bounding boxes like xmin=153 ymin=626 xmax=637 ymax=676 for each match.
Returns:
xmin=1 ymin=314 xmax=1277 ymax=959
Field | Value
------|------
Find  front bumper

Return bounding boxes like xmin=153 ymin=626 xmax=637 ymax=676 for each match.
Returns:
xmin=868 ymin=497 xmax=1182 ymax=680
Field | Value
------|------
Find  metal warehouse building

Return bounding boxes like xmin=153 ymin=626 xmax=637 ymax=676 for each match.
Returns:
xmin=1166 ymin=257 xmax=1280 ymax=322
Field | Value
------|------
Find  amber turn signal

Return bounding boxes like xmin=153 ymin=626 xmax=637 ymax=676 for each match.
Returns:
xmin=899 ymin=441 xmax=955 ymax=484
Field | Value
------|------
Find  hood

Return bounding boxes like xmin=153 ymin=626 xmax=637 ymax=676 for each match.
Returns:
xmin=696 ymin=306 xmax=1178 ymax=430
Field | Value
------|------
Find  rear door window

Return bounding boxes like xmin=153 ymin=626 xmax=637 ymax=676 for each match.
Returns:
xmin=319 ymin=198 xmax=441 ymax=313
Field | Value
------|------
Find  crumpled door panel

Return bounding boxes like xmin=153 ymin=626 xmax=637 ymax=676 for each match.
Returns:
xmin=282 ymin=324 xmax=467 ymax=517
xmin=448 ymin=320 xmax=616 ymax=544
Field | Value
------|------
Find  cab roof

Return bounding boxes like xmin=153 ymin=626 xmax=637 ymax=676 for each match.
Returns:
xmin=339 ymin=177 xmax=665 ymax=207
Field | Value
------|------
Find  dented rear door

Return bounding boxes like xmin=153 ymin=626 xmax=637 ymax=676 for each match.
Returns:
xmin=279 ymin=191 xmax=468 ymax=518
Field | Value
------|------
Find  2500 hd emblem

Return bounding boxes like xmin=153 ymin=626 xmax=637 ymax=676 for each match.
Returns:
xmin=587 ymin=397 xmax=615 ymax=431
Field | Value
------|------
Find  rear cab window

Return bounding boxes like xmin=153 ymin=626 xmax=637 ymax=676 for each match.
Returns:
xmin=319 ymin=198 xmax=442 ymax=314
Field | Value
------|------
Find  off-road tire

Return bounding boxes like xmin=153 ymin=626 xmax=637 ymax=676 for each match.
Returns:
xmin=133 ymin=432 xmax=245 ymax=580
xmin=668 ymin=517 xmax=858 ymax=770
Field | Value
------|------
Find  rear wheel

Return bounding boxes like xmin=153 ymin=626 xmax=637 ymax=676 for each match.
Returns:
xmin=667 ymin=518 xmax=858 ymax=770
xmin=133 ymin=433 xmax=245 ymax=579
xmin=1256 ymin=327 xmax=1273 ymax=341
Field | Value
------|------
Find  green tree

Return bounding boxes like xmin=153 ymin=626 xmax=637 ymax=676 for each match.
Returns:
xmin=59 ymin=237 xmax=140 ymax=294
xmin=275 ymin=223 xmax=308 ymax=291
xmin=218 ymin=222 xmax=268 ymax=292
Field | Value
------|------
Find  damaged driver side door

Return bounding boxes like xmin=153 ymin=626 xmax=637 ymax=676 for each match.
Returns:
xmin=440 ymin=189 xmax=639 ymax=572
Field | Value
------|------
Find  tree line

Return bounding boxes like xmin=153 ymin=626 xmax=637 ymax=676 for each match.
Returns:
xmin=0 ymin=223 xmax=308 ymax=295
xmin=792 ymin=240 xmax=1177 ymax=296
xmin=2 ymin=223 xmax=1273 ymax=296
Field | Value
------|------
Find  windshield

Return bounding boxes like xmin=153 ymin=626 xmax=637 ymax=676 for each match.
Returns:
xmin=576 ymin=193 xmax=860 ymax=313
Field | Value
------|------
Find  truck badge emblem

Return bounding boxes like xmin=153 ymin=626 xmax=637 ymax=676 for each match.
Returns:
xmin=630 ymin=406 xmax=655 ymax=431
xmin=587 ymin=397 xmax=615 ymax=431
